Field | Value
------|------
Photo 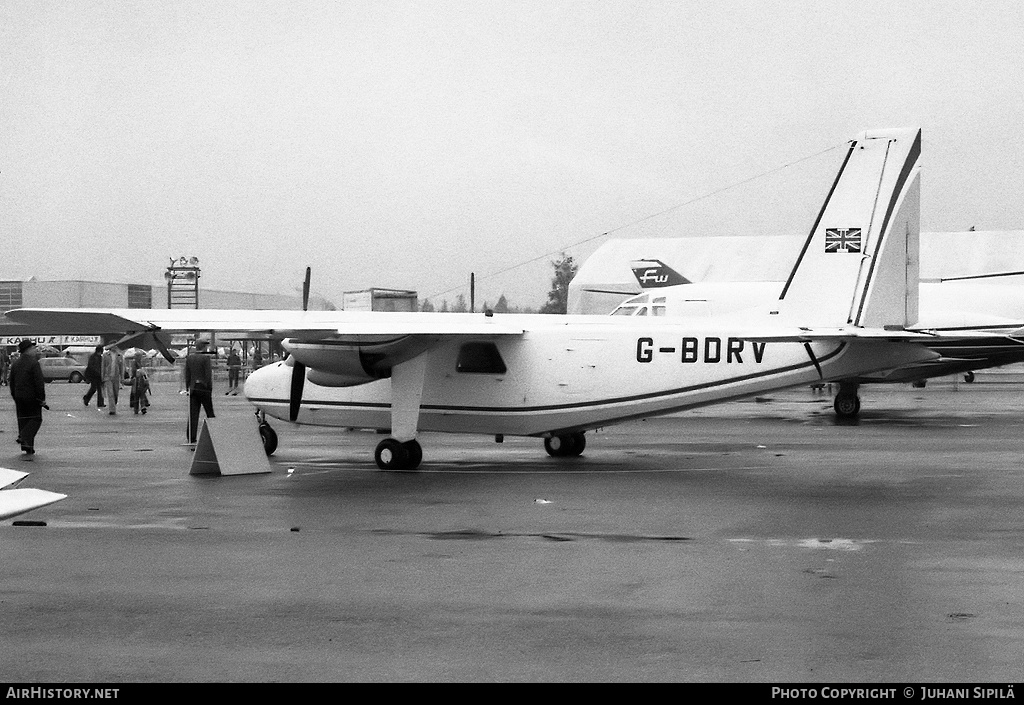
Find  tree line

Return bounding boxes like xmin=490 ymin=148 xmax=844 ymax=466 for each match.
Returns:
xmin=420 ymin=253 xmax=578 ymax=315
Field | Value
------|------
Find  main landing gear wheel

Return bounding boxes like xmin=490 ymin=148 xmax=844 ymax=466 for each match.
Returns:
xmin=258 ymin=422 xmax=278 ymax=456
xmin=544 ymin=432 xmax=586 ymax=458
xmin=833 ymin=393 xmax=861 ymax=419
xmin=375 ymin=438 xmax=422 ymax=470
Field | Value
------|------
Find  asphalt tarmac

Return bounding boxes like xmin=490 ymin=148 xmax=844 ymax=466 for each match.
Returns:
xmin=1 ymin=373 xmax=1023 ymax=683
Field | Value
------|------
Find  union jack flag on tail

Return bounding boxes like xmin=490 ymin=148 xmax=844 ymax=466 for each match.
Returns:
xmin=824 ymin=227 xmax=862 ymax=253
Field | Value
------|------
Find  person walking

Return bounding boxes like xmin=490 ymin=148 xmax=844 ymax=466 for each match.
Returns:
xmin=82 ymin=344 xmax=105 ymax=409
xmin=9 ymin=339 xmax=47 ymax=458
xmin=225 ymin=347 xmax=242 ymax=395
xmin=130 ymin=355 xmax=151 ymax=415
xmin=184 ymin=339 xmax=215 ymax=443
xmin=101 ymin=347 xmax=125 ymax=415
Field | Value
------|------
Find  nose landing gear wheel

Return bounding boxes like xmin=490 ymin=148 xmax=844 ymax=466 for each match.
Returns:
xmin=544 ymin=432 xmax=586 ymax=457
xmin=375 ymin=438 xmax=422 ymax=470
xmin=258 ymin=422 xmax=278 ymax=456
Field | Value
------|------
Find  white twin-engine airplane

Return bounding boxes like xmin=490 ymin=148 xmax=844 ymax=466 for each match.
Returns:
xmin=7 ymin=127 xmax=939 ymax=469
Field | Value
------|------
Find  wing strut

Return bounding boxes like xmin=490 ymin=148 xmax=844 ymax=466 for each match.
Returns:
xmin=390 ymin=353 xmax=427 ymax=442
xmin=803 ymin=343 xmax=824 ymax=379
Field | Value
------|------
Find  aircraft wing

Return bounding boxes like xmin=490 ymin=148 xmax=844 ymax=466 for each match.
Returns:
xmin=0 ymin=468 xmax=30 ymax=490
xmin=0 ymin=489 xmax=68 ymax=520
xmin=0 ymin=467 xmax=66 ymax=521
xmin=4 ymin=308 xmax=341 ymax=339
xmin=3 ymin=308 xmax=526 ymax=340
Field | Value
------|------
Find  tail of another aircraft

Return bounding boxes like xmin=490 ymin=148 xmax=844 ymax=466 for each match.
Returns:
xmin=776 ymin=128 xmax=921 ymax=328
xmin=630 ymin=259 xmax=691 ymax=288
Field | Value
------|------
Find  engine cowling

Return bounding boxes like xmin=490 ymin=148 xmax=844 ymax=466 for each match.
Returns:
xmin=306 ymin=366 xmax=377 ymax=387
xmin=283 ymin=336 xmax=437 ymax=387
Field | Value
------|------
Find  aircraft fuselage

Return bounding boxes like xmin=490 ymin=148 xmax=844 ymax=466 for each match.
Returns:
xmin=244 ymin=317 xmax=933 ymax=437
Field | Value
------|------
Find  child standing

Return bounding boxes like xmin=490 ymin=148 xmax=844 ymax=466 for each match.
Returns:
xmin=130 ymin=355 xmax=151 ymax=414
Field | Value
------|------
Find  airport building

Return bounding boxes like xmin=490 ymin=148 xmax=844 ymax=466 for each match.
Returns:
xmin=0 ymin=279 xmax=419 ymax=315
xmin=0 ymin=279 xmax=416 ymax=368
xmin=0 ymin=278 xmax=333 ymax=314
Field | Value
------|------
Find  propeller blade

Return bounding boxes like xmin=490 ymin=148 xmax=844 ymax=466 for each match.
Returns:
xmin=289 ymin=360 xmax=306 ymax=422
xmin=302 ymin=267 xmax=311 ymax=311
xmin=290 ymin=266 xmax=311 ymax=421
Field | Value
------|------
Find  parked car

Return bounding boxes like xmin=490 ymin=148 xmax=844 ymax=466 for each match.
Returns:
xmin=38 ymin=356 xmax=87 ymax=383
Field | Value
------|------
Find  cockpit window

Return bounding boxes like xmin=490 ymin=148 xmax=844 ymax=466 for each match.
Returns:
xmin=456 ymin=342 xmax=507 ymax=374
xmin=611 ymin=305 xmax=638 ymax=316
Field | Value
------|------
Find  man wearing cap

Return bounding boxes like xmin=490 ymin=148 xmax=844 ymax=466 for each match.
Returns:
xmin=8 ymin=339 xmax=46 ymax=458
xmin=184 ymin=339 xmax=215 ymax=444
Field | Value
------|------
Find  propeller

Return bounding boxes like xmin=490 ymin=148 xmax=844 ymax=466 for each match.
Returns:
xmin=289 ymin=267 xmax=311 ymax=422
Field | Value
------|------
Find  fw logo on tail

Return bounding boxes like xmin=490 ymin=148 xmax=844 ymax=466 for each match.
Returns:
xmin=630 ymin=259 xmax=691 ymax=288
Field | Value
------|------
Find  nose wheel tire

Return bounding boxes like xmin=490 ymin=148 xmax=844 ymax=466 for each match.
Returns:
xmin=375 ymin=438 xmax=422 ymax=470
xmin=544 ymin=432 xmax=586 ymax=457
xmin=258 ymin=422 xmax=278 ymax=456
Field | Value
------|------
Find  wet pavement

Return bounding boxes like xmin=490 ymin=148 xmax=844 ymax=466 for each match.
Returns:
xmin=1 ymin=373 xmax=1023 ymax=682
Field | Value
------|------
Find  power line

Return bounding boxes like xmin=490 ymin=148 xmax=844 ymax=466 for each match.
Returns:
xmin=426 ymin=141 xmax=843 ymax=302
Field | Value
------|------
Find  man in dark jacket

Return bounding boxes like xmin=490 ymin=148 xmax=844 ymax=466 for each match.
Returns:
xmin=184 ymin=339 xmax=215 ymax=444
xmin=9 ymin=339 xmax=47 ymax=458
xmin=82 ymin=344 xmax=105 ymax=409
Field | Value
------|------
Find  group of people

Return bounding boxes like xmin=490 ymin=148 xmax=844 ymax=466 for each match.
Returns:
xmin=84 ymin=337 xmax=223 ymax=445
xmin=8 ymin=337 xmax=257 ymax=457
xmin=82 ymin=345 xmax=151 ymax=415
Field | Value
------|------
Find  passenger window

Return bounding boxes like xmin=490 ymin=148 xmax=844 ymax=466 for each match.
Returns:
xmin=456 ymin=342 xmax=507 ymax=374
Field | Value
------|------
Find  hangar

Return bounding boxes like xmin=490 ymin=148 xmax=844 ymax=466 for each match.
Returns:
xmin=569 ymin=230 xmax=1024 ymax=314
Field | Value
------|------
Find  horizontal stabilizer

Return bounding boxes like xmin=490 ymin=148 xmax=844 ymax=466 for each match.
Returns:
xmin=939 ymin=270 xmax=1024 ymax=282
xmin=740 ymin=326 xmax=939 ymax=344
xmin=0 ymin=488 xmax=67 ymax=520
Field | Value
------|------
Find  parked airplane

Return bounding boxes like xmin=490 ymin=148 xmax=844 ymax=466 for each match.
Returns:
xmin=608 ymin=258 xmax=1024 ymax=418
xmin=6 ymin=127 xmax=940 ymax=468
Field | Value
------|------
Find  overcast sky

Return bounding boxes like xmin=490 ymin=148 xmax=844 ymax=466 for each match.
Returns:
xmin=3 ymin=1 xmax=1023 ymax=309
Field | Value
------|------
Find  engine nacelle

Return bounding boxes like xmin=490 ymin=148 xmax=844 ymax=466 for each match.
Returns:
xmin=306 ymin=367 xmax=377 ymax=387
xmin=285 ymin=346 xmax=380 ymax=386
xmin=283 ymin=336 xmax=438 ymax=387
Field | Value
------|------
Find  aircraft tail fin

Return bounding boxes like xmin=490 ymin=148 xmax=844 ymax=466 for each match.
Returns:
xmin=630 ymin=259 xmax=691 ymax=288
xmin=776 ymin=128 xmax=921 ymax=328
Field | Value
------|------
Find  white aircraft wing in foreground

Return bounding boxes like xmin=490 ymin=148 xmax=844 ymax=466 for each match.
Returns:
xmin=0 ymin=468 xmax=66 ymax=521
xmin=7 ymin=127 xmax=934 ymax=469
